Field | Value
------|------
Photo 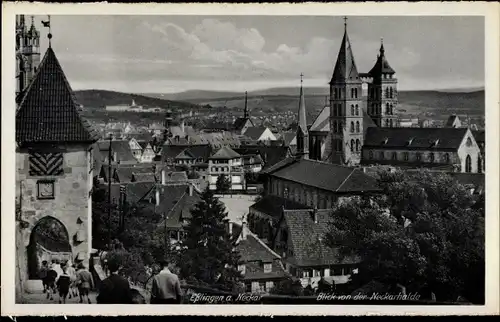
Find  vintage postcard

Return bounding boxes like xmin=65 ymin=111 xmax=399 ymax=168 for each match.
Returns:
xmin=2 ymin=1 xmax=499 ymax=316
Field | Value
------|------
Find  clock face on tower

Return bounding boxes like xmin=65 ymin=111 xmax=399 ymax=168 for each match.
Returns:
xmin=37 ymin=180 xmax=55 ymax=199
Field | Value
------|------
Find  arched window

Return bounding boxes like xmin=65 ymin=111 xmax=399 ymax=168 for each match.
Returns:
xmin=351 ymin=105 xmax=355 ymax=115
xmin=389 ymin=119 xmax=393 ymax=127
xmin=333 ymin=121 xmax=338 ymax=133
xmin=355 ymin=88 xmax=358 ymax=98
xmin=386 ymin=103 xmax=390 ymax=114
xmin=356 ymin=121 xmax=360 ymax=133
xmin=385 ymin=87 xmax=390 ymax=98
xmin=350 ymin=122 xmax=354 ymax=133
xmin=390 ymin=87 xmax=393 ymax=98
xmin=477 ymin=155 xmax=482 ymax=173
xmin=356 ymin=105 xmax=359 ymax=115
xmin=403 ymin=152 xmax=409 ymax=161
xmin=429 ymin=153 xmax=435 ymax=163
xmin=356 ymin=139 xmax=360 ymax=151
xmin=350 ymin=140 xmax=355 ymax=152
xmin=465 ymin=155 xmax=472 ymax=173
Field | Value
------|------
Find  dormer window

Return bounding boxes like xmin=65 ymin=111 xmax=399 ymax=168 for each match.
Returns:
xmin=264 ymin=263 xmax=272 ymax=273
xmin=238 ymin=264 xmax=246 ymax=275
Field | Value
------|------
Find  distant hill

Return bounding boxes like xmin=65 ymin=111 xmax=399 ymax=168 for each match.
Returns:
xmin=74 ymin=89 xmax=199 ymax=110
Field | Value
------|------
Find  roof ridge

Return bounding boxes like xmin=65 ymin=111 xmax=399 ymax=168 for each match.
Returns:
xmin=246 ymin=231 xmax=282 ymax=259
xmin=335 ymin=167 xmax=355 ymax=192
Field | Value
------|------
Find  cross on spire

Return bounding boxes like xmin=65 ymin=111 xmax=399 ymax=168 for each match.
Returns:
xmin=300 ymin=73 xmax=304 ymax=85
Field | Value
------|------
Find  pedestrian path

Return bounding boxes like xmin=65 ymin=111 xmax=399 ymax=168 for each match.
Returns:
xmin=20 ymin=290 xmax=98 ymax=304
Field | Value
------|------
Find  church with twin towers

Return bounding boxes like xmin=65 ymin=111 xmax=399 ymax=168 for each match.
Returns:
xmin=296 ymin=18 xmax=400 ymax=166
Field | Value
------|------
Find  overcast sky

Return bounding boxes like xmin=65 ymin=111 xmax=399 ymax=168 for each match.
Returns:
xmin=28 ymin=15 xmax=484 ymax=93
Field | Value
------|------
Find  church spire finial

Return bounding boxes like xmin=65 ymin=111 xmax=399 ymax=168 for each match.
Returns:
xmin=42 ymin=15 xmax=52 ymax=48
xmin=344 ymin=16 xmax=348 ymax=29
xmin=380 ymin=37 xmax=385 ymax=55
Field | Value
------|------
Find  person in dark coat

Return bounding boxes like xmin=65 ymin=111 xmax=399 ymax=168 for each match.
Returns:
xmin=39 ymin=260 xmax=49 ymax=293
xmin=150 ymin=259 xmax=182 ymax=304
xmin=45 ymin=262 xmax=58 ymax=300
xmin=96 ymin=258 xmax=133 ymax=304
xmin=56 ymin=266 xmax=72 ymax=304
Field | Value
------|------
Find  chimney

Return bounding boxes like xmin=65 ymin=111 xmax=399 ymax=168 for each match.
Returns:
xmin=161 ymin=169 xmax=166 ymax=185
xmin=241 ymin=221 xmax=247 ymax=240
xmin=155 ymin=186 xmax=160 ymax=206
xmin=181 ymin=120 xmax=185 ymax=134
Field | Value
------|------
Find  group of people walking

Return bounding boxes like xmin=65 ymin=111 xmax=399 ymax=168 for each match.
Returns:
xmin=39 ymin=257 xmax=183 ymax=304
xmin=39 ymin=259 xmax=94 ymax=304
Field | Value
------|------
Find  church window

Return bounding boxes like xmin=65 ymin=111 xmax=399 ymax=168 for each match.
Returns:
xmin=29 ymin=152 xmax=64 ymax=177
xmin=429 ymin=153 xmax=435 ymax=163
xmin=385 ymin=87 xmax=390 ymax=98
xmin=356 ymin=139 xmax=361 ymax=152
xmin=351 ymin=105 xmax=355 ymax=115
xmin=390 ymin=119 xmax=394 ymax=127
xmin=350 ymin=140 xmax=355 ymax=152
xmin=356 ymin=105 xmax=359 ymax=115
xmin=369 ymin=150 xmax=373 ymax=160
xmin=386 ymin=103 xmax=390 ymax=114
xmin=333 ymin=121 xmax=337 ymax=133
xmin=350 ymin=122 xmax=354 ymax=133
xmin=477 ymin=155 xmax=482 ymax=173
xmin=356 ymin=121 xmax=360 ymax=133
xmin=390 ymin=87 xmax=394 ymax=98
xmin=351 ymin=88 xmax=354 ymax=98
xmin=465 ymin=155 xmax=472 ymax=173
xmin=392 ymin=152 xmax=397 ymax=160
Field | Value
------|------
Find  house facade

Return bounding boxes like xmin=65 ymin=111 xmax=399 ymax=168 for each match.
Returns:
xmin=208 ymin=146 xmax=246 ymax=191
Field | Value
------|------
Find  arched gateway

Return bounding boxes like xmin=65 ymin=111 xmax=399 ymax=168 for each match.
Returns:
xmin=15 ymin=46 xmax=99 ymax=293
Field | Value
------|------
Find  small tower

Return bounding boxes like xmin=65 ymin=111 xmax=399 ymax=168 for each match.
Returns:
xmin=329 ymin=17 xmax=363 ymax=166
xmin=163 ymin=108 xmax=173 ymax=142
xmin=16 ymin=15 xmax=41 ymax=100
xmin=295 ymin=73 xmax=309 ymax=159
xmin=367 ymin=38 xmax=398 ymax=128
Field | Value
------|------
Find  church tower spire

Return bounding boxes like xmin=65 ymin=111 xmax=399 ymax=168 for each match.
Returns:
xmin=367 ymin=37 xmax=398 ymax=128
xmin=243 ymin=91 xmax=249 ymax=119
xmin=329 ymin=17 xmax=363 ymax=166
xmin=16 ymin=15 xmax=41 ymax=103
xmin=296 ymin=73 xmax=309 ymax=159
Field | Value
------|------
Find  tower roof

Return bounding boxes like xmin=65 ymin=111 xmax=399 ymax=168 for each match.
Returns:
xmin=16 ymin=47 xmax=99 ymax=145
xmin=368 ymin=41 xmax=396 ymax=77
xmin=330 ymin=23 xmax=360 ymax=84
xmin=297 ymin=77 xmax=308 ymax=135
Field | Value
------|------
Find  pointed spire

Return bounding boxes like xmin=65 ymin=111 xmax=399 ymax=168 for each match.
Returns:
xmin=330 ymin=17 xmax=360 ymax=84
xmin=368 ymin=36 xmax=395 ymax=78
xmin=244 ymin=91 xmax=248 ymax=118
xmin=380 ymin=37 xmax=385 ymax=56
xmin=298 ymin=73 xmax=307 ymax=135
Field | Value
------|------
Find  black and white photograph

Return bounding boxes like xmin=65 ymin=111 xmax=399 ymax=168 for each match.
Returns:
xmin=3 ymin=1 xmax=499 ymax=316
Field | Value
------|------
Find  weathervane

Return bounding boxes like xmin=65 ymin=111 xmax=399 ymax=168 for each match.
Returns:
xmin=41 ymin=15 xmax=52 ymax=47
xmin=343 ymin=16 xmax=348 ymax=28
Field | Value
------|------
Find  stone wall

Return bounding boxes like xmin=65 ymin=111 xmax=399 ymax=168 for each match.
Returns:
xmin=16 ymin=143 xmax=93 ymax=286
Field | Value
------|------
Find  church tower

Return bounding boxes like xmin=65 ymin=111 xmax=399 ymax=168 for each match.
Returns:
xmin=295 ymin=74 xmax=309 ymax=159
xmin=367 ymin=39 xmax=398 ymax=127
xmin=16 ymin=15 xmax=41 ymax=100
xmin=329 ymin=18 xmax=363 ymax=165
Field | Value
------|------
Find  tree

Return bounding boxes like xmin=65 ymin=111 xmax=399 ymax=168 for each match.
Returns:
xmin=324 ymin=169 xmax=485 ymax=303
xmin=178 ymin=188 xmax=242 ymax=290
xmin=270 ymin=277 xmax=304 ymax=296
xmin=216 ymin=174 xmax=231 ymax=194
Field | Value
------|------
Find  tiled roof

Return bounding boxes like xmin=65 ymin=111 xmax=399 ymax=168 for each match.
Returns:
xmin=367 ymin=43 xmax=396 ymax=77
xmin=283 ymin=209 xmax=359 ymax=267
xmin=250 ymin=195 xmax=309 ymax=218
xmin=243 ymin=127 xmax=268 ymax=140
xmin=330 ymin=26 xmax=360 ymax=84
xmin=363 ymin=127 xmax=469 ymax=150
xmin=154 ymin=185 xmax=199 ymax=228
xmin=97 ymin=140 xmax=137 ymax=163
xmin=132 ymin=173 xmax=156 ymax=183
xmin=109 ymin=182 xmax=155 ymax=205
xmin=164 ymin=171 xmax=188 ymax=182
xmin=269 ymin=159 xmax=381 ymax=193
xmin=260 ymin=156 xmax=297 ymax=174
xmin=233 ymin=117 xmax=254 ymax=131
xmin=209 ymin=146 xmax=241 ymax=159
xmin=445 ymin=115 xmax=461 ymax=127
xmin=161 ymin=144 xmax=188 ymax=161
xmin=281 ymin=132 xmax=297 ymax=146
xmin=472 ymin=130 xmax=485 ymax=144
xmin=235 ymin=145 xmax=290 ymax=170
xmin=183 ymin=145 xmax=213 ymax=160
xmin=309 ymin=106 xmax=330 ymax=132
xmin=16 ymin=47 xmax=99 ymax=145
